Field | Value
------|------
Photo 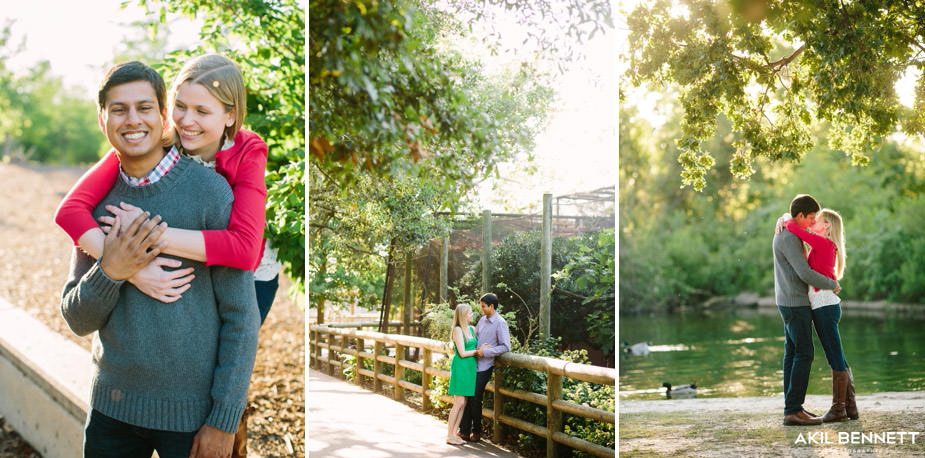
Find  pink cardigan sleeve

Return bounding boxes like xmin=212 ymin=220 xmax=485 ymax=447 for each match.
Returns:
xmin=785 ymin=220 xmax=831 ymax=253
xmin=203 ymin=131 xmax=268 ymax=270
xmin=53 ymin=150 xmax=120 ymax=244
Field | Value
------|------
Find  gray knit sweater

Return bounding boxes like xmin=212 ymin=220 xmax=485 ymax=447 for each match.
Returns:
xmin=773 ymin=230 xmax=838 ymax=307
xmin=60 ymin=156 xmax=259 ymax=433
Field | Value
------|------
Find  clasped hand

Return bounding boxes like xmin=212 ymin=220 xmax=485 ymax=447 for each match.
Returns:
xmin=99 ymin=211 xmax=166 ymax=281
xmin=99 ymin=202 xmax=194 ymax=302
xmin=475 ymin=343 xmax=492 ymax=358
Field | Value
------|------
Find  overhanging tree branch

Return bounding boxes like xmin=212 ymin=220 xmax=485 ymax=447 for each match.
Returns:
xmin=732 ymin=44 xmax=806 ymax=74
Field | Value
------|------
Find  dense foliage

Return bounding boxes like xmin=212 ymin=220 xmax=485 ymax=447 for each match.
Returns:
xmin=309 ymin=0 xmax=574 ymax=321
xmin=138 ymin=0 xmax=306 ymax=290
xmin=454 ymin=229 xmax=616 ymax=362
xmin=309 ymin=0 xmax=552 ymax=196
xmin=310 ymin=176 xmax=449 ymax=321
xmin=619 ymin=98 xmax=925 ymax=312
xmin=624 ymin=0 xmax=925 ymax=191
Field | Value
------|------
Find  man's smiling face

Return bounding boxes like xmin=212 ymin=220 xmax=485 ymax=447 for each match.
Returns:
xmin=99 ymin=80 xmax=166 ymax=162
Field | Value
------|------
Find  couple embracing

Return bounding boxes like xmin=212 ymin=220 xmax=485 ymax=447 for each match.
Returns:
xmin=773 ymin=194 xmax=859 ymax=426
xmin=57 ymin=54 xmax=279 ymax=457
xmin=445 ymin=293 xmax=512 ymax=446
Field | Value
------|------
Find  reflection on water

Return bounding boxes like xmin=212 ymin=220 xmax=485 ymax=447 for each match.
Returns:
xmin=619 ymin=307 xmax=925 ymax=400
xmin=648 ymin=344 xmax=693 ymax=352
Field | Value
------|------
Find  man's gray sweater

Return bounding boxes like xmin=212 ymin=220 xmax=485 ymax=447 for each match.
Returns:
xmin=60 ymin=156 xmax=259 ymax=433
xmin=773 ymin=229 xmax=838 ymax=307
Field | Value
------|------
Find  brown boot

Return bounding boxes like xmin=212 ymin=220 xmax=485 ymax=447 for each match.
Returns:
xmin=845 ymin=366 xmax=859 ymax=420
xmin=783 ymin=410 xmax=823 ymax=426
xmin=822 ymin=370 xmax=849 ymax=423
xmin=232 ymin=408 xmax=250 ymax=458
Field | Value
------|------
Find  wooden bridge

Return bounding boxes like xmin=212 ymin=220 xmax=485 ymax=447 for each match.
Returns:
xmin=308 ymin=323 xmax=616 ymax=457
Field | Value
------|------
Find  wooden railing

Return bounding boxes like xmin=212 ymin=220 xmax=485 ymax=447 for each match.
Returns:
xmin=308 ymin=324 xmax=615 ymax=458
xmin=323 ymin=320 xmax=421 ymax=335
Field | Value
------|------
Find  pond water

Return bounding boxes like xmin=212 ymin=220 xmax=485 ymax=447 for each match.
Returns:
xmin=618 ymin=307 xmax=925 ymax=400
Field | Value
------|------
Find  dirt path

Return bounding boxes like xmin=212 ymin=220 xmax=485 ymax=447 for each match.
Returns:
xmin=0 ymin=162 xmax=304 ymax=457
xmin=620 ymin=392 xmax=925 ymax=457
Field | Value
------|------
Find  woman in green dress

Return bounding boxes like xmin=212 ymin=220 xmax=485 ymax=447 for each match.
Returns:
xmin=446 ymin=304 xmax=478 ymax=445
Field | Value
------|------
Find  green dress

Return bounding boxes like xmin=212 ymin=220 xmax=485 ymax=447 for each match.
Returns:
xmin=448 ymin=325 xmax=477 ymax=396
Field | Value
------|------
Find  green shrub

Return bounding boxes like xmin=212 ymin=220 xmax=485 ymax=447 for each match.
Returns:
xmin=455 ymin=230 xmax=615 ymax=358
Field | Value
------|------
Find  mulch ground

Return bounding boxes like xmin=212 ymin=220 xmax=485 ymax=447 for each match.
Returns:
xmin=0 ymin=161 xmax=304 ymax=457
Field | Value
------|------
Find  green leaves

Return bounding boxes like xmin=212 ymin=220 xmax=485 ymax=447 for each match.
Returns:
xmin=624 ymin=0 xmax=924 ymax=191
xmin=0 ymin=36 xmax=105 ymax=164
xmin=140 ymin=0 xmax=305 ymax=289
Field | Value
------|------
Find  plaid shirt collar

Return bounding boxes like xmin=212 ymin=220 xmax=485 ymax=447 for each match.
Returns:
xmin=120 ymin=147 xmax=180 ymax=187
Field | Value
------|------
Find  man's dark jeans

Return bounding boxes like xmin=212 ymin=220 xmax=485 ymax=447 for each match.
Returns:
xmin=84 ymin=409 xmax=196 ymax=458
xmin=779 ymin=305 xmax=815 ymax=415
xmin=812 ymin=304 xmax=848 ymax=371
xmin=459 ymin=368 xmax=493 ymax=436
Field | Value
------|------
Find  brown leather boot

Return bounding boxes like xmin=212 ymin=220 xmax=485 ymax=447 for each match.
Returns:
xmin=822 ymin=370 xmax=849 ymax=422
xmin=783 ymin=410 xmax=823 ymax=426
xmin=232 ymin=408 xmax=249 ymax=458
xmin=845 ymin=366 xmax=859 ymax=420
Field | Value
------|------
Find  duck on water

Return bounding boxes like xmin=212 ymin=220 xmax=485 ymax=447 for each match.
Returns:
xmin=663 ymin=382 xmax=697 ymax=399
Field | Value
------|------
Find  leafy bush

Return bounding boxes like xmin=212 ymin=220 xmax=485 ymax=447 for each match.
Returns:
xmin=553 ymin=229 xmax=616 ymax=357
xmin=455 ymin=230 xmax=615 ymax=359
xmin=428 ymin=356 xmax=453 ymax=411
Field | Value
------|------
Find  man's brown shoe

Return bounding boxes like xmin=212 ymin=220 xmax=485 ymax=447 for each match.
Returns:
xmin=783 ymin=410 xmax=823 ymax=426
xmin=802 ymin=409 xmax=820 ymax=418
xmin=469 ymin=432 xmax=481 ymax=442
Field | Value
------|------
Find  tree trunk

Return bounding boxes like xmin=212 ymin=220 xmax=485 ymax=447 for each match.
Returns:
xmin=317 ymin=259 xmax=327 ymax=324
xmin=378 ymin=239 xmax=398 ymax=333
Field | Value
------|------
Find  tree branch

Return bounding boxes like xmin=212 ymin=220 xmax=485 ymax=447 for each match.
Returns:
xmin=732 ymin=44 xmax=806 ymax=73
xmin=552 ymin=287 xmax=615 ymax=304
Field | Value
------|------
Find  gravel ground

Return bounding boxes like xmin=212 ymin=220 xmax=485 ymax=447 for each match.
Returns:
xmin=0 ymin=162 xmax=304 ymax=457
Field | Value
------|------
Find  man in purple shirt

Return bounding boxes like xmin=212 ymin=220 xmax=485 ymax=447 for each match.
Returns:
xmin=458 ymin=293 xmax=511 ymax=442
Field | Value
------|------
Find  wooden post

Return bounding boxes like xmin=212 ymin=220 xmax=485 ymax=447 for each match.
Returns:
xmin=394 ymin=343 xmax=405 ymax=401
xmin=440 ymin=236 xmax=448 ymax=304
xmin=540 ymin=193 xmax=552 ymax=338
xmin=422 ymin=348 xmax=433 ymax=411
xmin=493 ymin=366 xmax=504 ymax=443
xmin=355 ymin=337 xmax=365 ymax=386
xmin=373 ymin=340 xmax=383 ymax=392
xmin=326 ymin=333 xmax=336 ymax=376
xmin=482 ymin=210 xmax=492 ymax=293
xmin=308 ymin=329 xmax=315 ymax=369
xmin=403 ymin=252 xmax=412 ymax=337
xmin=547 ymin=373 xmax=563 ymax=457
xmin=315 ymin=330 xmax=323 ymax=370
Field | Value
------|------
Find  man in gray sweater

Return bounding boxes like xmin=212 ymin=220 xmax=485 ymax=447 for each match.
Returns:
xmin=60 ymin=61 xmax=259 ymax=458
xmin=773 ymin=194 xmax=840 ymax=426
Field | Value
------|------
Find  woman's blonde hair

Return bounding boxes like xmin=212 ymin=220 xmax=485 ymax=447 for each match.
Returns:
xmin=451 ymin=304 xmax=473 ymax=341
xmin=168 ymin=54 xmax=246 ymax=147
xmin=818 ymin=208 xmax=846 ymax=279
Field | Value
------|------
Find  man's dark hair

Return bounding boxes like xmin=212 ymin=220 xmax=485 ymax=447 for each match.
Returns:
xmin=97 ymin=61 xmax=167 ymax=112
xmin=790 ymin=194 xmax=820 ymax=218
xmin=479 ymin=293 xmax=499 ymax=309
